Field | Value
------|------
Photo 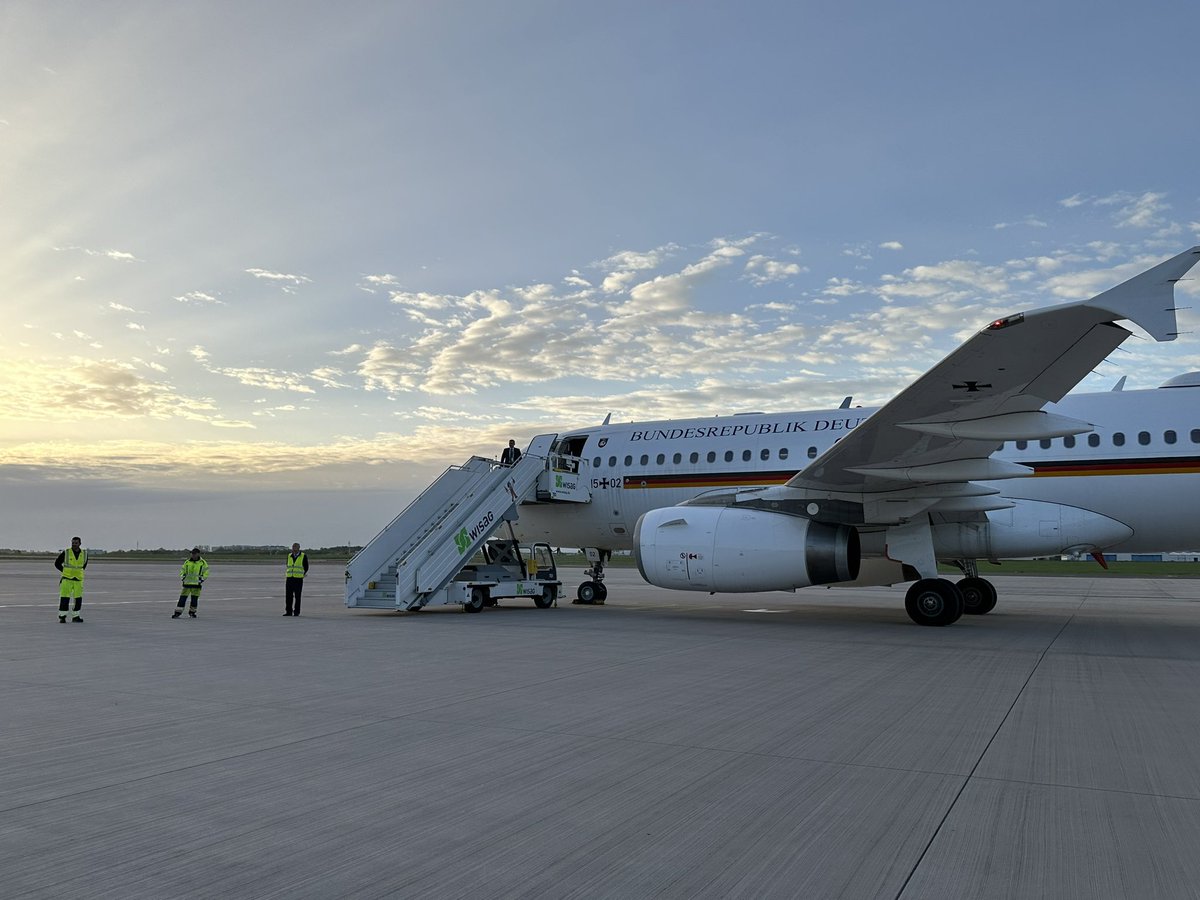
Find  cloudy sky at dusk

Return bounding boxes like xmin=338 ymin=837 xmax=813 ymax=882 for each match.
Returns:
xmin=2 ymin=1 xmax=1198 ymax=550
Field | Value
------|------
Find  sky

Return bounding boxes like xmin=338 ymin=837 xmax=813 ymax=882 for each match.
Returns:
xmin=2 ymin=0 xmax=1198 ymax=551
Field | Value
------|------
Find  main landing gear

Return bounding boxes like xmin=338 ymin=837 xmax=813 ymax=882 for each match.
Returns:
xmin=904 ymin=563 xmax=999 ymax=626
xmin=574 ymin=548 xmax=610 ymax=605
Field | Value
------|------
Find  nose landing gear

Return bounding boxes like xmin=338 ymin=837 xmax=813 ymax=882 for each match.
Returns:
xmin=574 ymin=548 xmax=610 ymax=604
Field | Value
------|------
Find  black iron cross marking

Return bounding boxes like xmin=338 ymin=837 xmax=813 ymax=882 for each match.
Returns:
xmin=952 ymin=381 xmax=992 ymax=392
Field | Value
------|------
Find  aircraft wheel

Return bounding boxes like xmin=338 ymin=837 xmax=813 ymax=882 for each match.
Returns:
xmin=576 ymin=581 xmax=598 ymax=604
xmin=464 ymin=587 xmax=487 ymax=614
xmin=958 ymin=577 xmax=998 ymax=615
xmin=535 ymin=586 xmax=556 ymax=609
xmin=905 ymin=578 xmax=964 ymax=626
xmin=594 ymin=583 xmax=608 ymax=604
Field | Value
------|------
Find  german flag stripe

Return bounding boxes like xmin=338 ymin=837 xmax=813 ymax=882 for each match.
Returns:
xmin=619 ymin=457 xmax=1200 ymax=489
xmin=1029 ymin=457 xmax=1200 ymax=477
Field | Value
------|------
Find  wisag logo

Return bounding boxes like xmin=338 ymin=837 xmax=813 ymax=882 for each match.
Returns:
xmin=454 ymin=510 xmax=496 ymax=555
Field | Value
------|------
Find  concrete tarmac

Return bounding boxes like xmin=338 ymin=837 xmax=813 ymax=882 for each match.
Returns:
xmin=3 ymin=558 xmax=1200 ymax=899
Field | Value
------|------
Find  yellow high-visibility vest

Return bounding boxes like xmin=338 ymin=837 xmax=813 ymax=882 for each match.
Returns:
xmin=180 ymin=558 xmax=208 ymax=587
xmin=62 ymin=548 xmax=87 ymax=581
xmin=286 ymin=553 xmax=307 ymax=579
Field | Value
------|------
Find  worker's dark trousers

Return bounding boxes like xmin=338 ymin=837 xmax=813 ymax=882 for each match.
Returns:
xmin=285 ymin=577 xmax=304 ymax=615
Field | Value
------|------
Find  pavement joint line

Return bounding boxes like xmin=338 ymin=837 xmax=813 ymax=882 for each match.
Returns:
xmin=894 ymin=593 xmax=1087 ymax=899
xmin=966 ymin=773 xmax=1200 ymax=805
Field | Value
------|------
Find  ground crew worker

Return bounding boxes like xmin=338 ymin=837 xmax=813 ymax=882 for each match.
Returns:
xmin=283 ymin=542 xmax=309 ymax=616
xmin=173 ymin=547 xmax=209 ymax=618
xmin=55 ymin=536 xmax=88 ymax=623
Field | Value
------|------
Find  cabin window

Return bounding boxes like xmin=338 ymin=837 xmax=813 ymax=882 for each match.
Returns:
xmin=1087 ymin=434 xmax=1100 ymax=447
xmin=593 ymin=456 xmax=601 ymax=468
xmin=608 ymin=456 xmax=617 ymax=467
xmin=1039 ymin=439 xmax=1052 ymax=449
xmin=689 ymin=452 xmax=699 ymax=464
xmin=656 ymin=453 xmax=665 ymax=465
xmin=1015 ymin=440 xmax=1028 ymax=451
xmin=807 ymin=446 xmax=818 ymax=459
xmin=1063 ymin=435 xmax=1076 ymax=449
xmin=673 ymin=453 xmax=682 ymax=464
xmin=639 ymin=454 xmax=648 ymax=465
xmin=624 ymin=455 xmax=633 ymax=466
xmin=779 ymin=448 xmax=789 ymax=460
xmin=742 ymin=450 xmax=752 ymax=461
xmin=761 ymin=449 xmax=770 ymax=461
xmin=1112 ymin=433 xmax=1125 ymax=447
xmin=1138 ymin=431 xmax=1151 ymax=446
xmin=1165 ymin=430 xmax=1177 ymax=445
xmin=724 ymin=450 xmax=734 ymax=462
xmin=1192 ymin=429 xmax=1200 ymax=444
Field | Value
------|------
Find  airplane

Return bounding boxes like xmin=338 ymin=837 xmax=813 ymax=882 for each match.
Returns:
xmin=512 ymin=246 xmax=1200 ymax=626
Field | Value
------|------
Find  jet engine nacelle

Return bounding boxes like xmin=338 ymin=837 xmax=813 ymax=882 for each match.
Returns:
xmin=931 ymin=498 xmax=1134 ymax=560
xmin=634 ymin=507 xmax=860 ymax=593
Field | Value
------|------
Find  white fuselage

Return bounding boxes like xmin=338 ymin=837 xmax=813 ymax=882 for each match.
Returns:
xmin=514 ymin=383 xmax=1200 ymax=557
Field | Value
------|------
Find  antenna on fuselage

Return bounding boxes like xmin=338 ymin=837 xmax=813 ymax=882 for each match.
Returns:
xmin=1111 ymin=376 xmax=1127 ymax=392
xmin=601 ymin=412 xmax=612 ymax=425
xmin=839 ymin=396 xmax=853 ymax=409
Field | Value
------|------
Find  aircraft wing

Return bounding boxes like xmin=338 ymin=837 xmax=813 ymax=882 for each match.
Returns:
xmin=784 ymin=246 xmax=1200 ymax=504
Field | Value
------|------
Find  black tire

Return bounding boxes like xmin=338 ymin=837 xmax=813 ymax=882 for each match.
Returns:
xmin=594 ymin=583 xmax=608 ymax=603
xmin=534 ymin=586 xmax=556 ymax=609
xmin=905 ymin=578 xmax=964 ymax=626
xmin=464 ymin=587 xmax=487 ymax=614
xmin=958 ymin=577 xmax=998 ymax=615
xmin=577 ymin=581 xmax=598 ymax=604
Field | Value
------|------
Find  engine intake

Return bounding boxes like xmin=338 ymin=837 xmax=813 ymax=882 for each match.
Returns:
xmin=634 ymin=507 xmax=860 ymax=592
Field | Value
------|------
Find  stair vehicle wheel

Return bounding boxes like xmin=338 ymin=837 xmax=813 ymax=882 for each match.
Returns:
xmin=958 ymin=576 xmax=998 ymax=615
xmin=904 ymin=578 xmax=964 ymax=626
xmin=577 ymin=581 xmax=598 ymax=604
xmin=464 ymin=587 xmax=487 ymax=614
xmin=534 ymin=585 xmax=556 ymax=609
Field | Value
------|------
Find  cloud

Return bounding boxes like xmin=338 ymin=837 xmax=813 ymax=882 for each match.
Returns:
xmin=1041 ymin=252 xmax=1171 ymax=300
xmin=0 ymin=424 xmax=541 ymax=486
xmin=358 ymin=341 xmax=424 ymax=393
xmin=878 ymin=258 xmax=1010 ymax=299
xmin=358 ymin=273 xmax=400 ymax=293
xmin=55 ymin=245 xmax=142 ymax=263
xmin=216 ymin=368 xmax=317 ymax=393
xmin=878 ymin=241 xmax=903 ymax=251
xmin=1068 ymin=191 xmax=1173 ymax=230
xmin=992 ymin=216 xmax=1048 ymax=230
xmin=0 ymin=356 xmax=215 ymax=422
xmin=743 ymin=254 xmax=806 ymax=286
xmin=1111 ymin=192 xmax=1170 ymax=229
xmin=596 ymin=243 xmax=678 ymax=293
xmin=245 ymin=268 xmax=312 ymax=293
xmin=174 ymin=290 xmax=222 ymax=305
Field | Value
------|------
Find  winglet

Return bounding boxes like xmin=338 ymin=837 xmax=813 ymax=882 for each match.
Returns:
xmin=1085 ymin=246 xmax=1200 ymax=342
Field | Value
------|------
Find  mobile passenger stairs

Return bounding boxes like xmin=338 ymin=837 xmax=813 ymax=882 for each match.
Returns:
xmin=345 ymin=433 xmax=590 ymax=613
